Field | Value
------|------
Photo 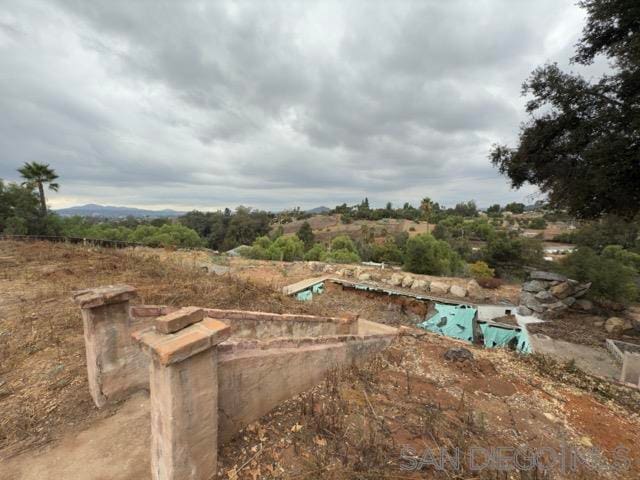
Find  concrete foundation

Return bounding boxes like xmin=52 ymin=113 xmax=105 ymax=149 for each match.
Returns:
xmin=73 ymin=285 xmax=397 ymax=480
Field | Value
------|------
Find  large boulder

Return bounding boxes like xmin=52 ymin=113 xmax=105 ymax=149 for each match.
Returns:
xmin=573 ymin=282 xmax=592 ymax=298
xmin=517 ymin=306 xmax=533 ymax=316
xmin=466 ymin=280 xmax=490 ymax=300
xmin=401 ymin=276 xmax=414 ymax=288
xmin=520 ymin=292 xmax=544 ymax=313
xmin=549 ymin=282 xmax=573 ymax=299
xmin=430 ymin=281 xmax=450 ymax=295
xmin=604 ymin=317 xmax=633 ymax=334
xmin=573 ymin=299 xmax=594 ymax=312
xmin=389 ymin=273 xmax=403 ymax=286
xmin=411 ymin=279 xmax=429 ymax=290
xmin=627 ymin=306 xmax=640 ymax=332
xmin=534 ymin=290 xmax=557 ymax=304
xmin=522 ymin=280 xmax=549 ymax=293
xmin=450 ymin=285 xmax=467 ymax=298
xmin=530 ymin=271 xmax=568 ymax=282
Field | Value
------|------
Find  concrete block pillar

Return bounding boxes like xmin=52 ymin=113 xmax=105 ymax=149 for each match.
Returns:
xmin=72 ymin=284 xmax=140 ymax=407
xmin=621 ymin=352 xmax=640 ymax=387
xmin=135 ymin=312 xmax=231 ymax=480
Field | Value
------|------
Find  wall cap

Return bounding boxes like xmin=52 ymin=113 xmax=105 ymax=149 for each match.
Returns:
xmin=72 ymin=284 xmax=137 ymax=309
xmin=134 ymin=316 xmax=231 ymax=365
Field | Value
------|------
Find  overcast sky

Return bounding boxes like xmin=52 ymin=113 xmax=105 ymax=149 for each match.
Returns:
xmin=0 ymin=1 xmax=590 ymax=211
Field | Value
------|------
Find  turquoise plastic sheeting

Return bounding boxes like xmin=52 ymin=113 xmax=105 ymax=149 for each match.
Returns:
xmin=479 ymin=322 xmax=531 ymax=353
xmin=417 ymin=304 xmax=477 ymax=342
xmin=417 ymin=303 xmax=531 ymax=353
xmin=479 ymin=323 xmax=518 ymax=348
xmin=311 ymin=282 xmax=324 ymax=294
xmin=296 ymin=289 xmax=313 ymax=301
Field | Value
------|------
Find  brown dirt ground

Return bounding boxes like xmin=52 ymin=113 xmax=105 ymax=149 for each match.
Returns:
xmin=2 ymin=240 xmax=640 ymax=479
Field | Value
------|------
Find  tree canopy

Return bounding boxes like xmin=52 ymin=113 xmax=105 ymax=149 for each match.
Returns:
xmin=17 ymin=162 xmax=59 ymax=214
xmin=490 ymin=0 xmax=640 ymax=219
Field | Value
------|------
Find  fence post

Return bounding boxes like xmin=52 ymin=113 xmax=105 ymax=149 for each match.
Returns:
xmin=72 ymin=284 xmax=142 ymax=407
xmin=135 ymin=312 xmax=230 ymax=480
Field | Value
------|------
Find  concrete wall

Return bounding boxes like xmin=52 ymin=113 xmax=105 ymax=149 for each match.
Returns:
xmin=75 ymin=286 xmax=397 ymax=479
xmin=73 ymin=285 xmax=396 ymax=432
xmin=621 ymin=352 xmax=640 ymax=388
xmin=217 ymin=333 xmax=393 ymax=442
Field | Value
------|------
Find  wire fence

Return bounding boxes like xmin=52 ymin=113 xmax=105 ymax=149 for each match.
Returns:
xmin=0 ymin=234 xmax=145 ymax=249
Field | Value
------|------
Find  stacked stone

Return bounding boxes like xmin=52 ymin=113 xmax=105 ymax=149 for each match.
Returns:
xmin=518 ymin=271 xmax=591 ymax=317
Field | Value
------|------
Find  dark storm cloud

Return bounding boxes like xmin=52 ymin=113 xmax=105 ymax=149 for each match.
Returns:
xmin=0 ymin=0 xmax=586 ymax=210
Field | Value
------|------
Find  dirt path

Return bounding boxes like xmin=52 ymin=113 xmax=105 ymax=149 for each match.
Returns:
xmin=1 ymin=392 xmax=150 ymax=480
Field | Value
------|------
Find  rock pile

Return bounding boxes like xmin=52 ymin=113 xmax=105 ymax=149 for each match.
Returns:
xmin=518 ymin=270 xmax=591 ymax=317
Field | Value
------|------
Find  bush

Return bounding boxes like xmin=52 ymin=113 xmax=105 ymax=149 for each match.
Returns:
xmin=303 ymin=243 xmax=326 ymax=261
xmin=404 ymin=234 xmax=463 ymax=276
xmin=247 ymin=235 xmax=304 ymax=261
xmin=331 ymin=235 xmax=358 ymax=253
xmin=469 ymin=261 xmax=494 ymax=279
xmin=560 ymin=247 xmax=638 ymax=304
xmin=527 ymin=217 xmax=547 ymax=229
xmin=601 ymin=245 xmax=640 ymax=272
xmin=370 ymin=239 xmax=404 ymax=264
xmin=324 ymin=249 xmax=361 ymax=264
xmin=484 ymin=233 xmax=543 ymax=271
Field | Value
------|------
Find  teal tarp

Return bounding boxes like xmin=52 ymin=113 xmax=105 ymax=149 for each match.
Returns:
xmin=417 ymin=304 xmax=476 ymax=342
xmin=296 ymin=282 xmax=324 ymax=301
xmin=417 ymin=303 xmax=531 ymax=353
xmin=296 ymin=290 xmax=313 ymax=301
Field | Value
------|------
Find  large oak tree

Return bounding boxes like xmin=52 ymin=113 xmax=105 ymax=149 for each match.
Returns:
xmin=490 ymin=0 xmax=640 ymax=219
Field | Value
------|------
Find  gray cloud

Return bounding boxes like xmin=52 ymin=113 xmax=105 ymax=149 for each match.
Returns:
xmin=0 ymin=0 xmax=588 ymax=210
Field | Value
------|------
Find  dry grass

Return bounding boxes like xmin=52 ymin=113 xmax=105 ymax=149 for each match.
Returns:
xmin=0 ymin=240 xmax=325 ymax=455
xmin=2 ymin=240 xmax=640 ymax=479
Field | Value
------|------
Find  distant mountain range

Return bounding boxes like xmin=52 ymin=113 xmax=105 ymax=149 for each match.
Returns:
xmin=55 ymin=204 xmax=186 ymax=218
xmin=305 ymin=206 xmax=330 ymax=214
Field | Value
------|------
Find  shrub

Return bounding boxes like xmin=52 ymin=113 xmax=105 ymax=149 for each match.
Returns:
xmin=325 ymin=249 xmax=361 ymax=264
xmin=469 ymin=261 xmax=494 ymax=279
xmin=601 ymin=245 xmax=640 ymax=272
xmin=484 ymin=233 xmax=543 ymax=270
xmin=303 ymin=243 xmax=326 ymax=261
xmin=370 ymin=239 xmax=404 ymax=264
xmin=527 ymin=217 xmax=547 ymax=229
xmin=246 ymin=235 xmax=304 ymax=261
xmin=270 ymin=236 xmax=305 ymax=261
xmin=560 ymin=247 xmax=638 ymax=304
xmin=331 ymin=235 xmax=358 ymax=253
xmin=404 ymin=233 xmax=463 ymax=276
xmin=296 ymin=221 xmax=315 ymax=250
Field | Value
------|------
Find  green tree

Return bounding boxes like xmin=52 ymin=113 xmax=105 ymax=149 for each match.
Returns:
xmin=486 ymin=204 xmax=501 ymax=215
xmin=296 ymin=221 xmax=315 ymax=250
xmin=304 ymin=243 xmax=327 ymax=261
xmin=0 ymin=179 xmax=61 ymax=235
xmin=469 ymin=261 xmax=495 ymax=280
xmin=504 ymin=202 xmax=525 ymax=214
xmin=404 ymin=233 xmax=463 ymax=276
xmin=330 ymin=235 xmax=357 ymax=253
xmin=484 ymin=232 xmax=543 ymax=272
xmin=561 ymin=247 xmax=638 ymax=304
xmin=419 ymin=197 xmax=434 ymax=231
xmin=17 ymin=162 xmax=59 ymax=214
xmin=490 ymin=0 xmax=640 ymax=219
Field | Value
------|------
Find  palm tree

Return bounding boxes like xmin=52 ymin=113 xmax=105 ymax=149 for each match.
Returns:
xmin=18 ymin=162 xmax=59 ymax=214
xmin=420 ymin=197 xmax=433 ymax=234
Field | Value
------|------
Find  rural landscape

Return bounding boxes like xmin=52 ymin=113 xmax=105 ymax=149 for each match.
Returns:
xmin=1 ymin=1 xmax=640 ymax=479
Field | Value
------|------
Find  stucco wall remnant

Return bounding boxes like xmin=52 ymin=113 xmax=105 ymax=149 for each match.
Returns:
xmin=73 ymin=285 xmax=396 ymax=480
